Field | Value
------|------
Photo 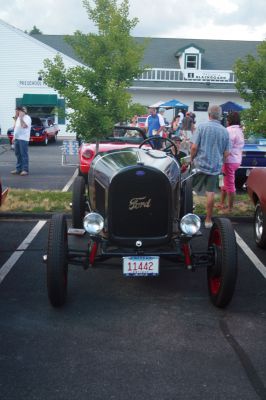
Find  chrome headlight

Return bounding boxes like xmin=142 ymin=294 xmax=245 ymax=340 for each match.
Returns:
xmin=180 ymin=214 xmax=201 ymax=235
xmin=83 ymin=212 xmax=104 ymax=235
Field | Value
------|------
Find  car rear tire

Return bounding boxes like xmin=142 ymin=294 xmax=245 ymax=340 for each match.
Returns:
xmin=179 ymin=178 xmax=193 ymax=218
xmin=72 ymin=176 xmax=86 ymax=229
xmin=254 ymin=202 xmax=266 ymax=248
xmin=47 ymin=214 xmax=68 ymax=307
xmin=207 ymin=218 xmax=238 ymax=308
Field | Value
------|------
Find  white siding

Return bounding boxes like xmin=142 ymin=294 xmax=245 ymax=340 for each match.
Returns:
xmin=0 ymin=20 xmax=82 ymax=136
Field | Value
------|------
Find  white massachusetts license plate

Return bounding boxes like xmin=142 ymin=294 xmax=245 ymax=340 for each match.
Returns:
xmin=123 ymin=256 xmax=159 ymax=276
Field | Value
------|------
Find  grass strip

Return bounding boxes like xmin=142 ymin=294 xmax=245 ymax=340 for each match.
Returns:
xmin=194 ymin=193 xmax=253 ymax=217
xmin=0 ymin=189 xmax=254 ymax=217
xmin=0 ymin=189 xmax=72 ymax=213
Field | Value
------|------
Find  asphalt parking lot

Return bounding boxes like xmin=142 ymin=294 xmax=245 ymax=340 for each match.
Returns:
xmin=0 ymin=139 xmax=266 ymax=400
xmin=0 ymin=139 xmax=78 ymax=191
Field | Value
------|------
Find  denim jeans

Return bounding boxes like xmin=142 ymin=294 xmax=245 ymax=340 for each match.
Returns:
xmin=14 ymin=139 xmax=29 ymax=172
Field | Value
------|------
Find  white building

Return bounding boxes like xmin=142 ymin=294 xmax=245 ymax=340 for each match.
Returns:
xmin=0 ymin=20 xmax=83 ymax=136
xmin=0 ymin=19 xmax=260 ymax=136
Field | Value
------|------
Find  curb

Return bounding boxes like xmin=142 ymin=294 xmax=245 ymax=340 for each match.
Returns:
xmin=0 ymin=212 xmax=72 ymax=220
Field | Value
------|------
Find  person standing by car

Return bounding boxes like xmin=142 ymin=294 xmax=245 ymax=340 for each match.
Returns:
xmin=190 ymin=105 xmax=230 ymax=228
xmin=129 ymin=115 xmax=138 ymax=127
xmin=11 ymin=106 xmax=31 ymax=176
xmin=217 ymin=111 xmax=244 ymax=212
xmin=169 ymin=115 xmax=182 ymax=153
xmin=145 ymin=107 xmax=165 ymax=149
xmin=181 ymin=111 xmax=195 ymax=154
xmin=169 ymin=115 xmax=181 ymax=138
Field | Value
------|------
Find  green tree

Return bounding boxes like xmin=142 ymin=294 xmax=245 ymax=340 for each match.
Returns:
xmin=40 ymin=0 xmax=148 ymax=141
xmin=29 ymin=25 xmax=43 ymax=35
xmin=234 ymin=40 xmax=266 ymax=136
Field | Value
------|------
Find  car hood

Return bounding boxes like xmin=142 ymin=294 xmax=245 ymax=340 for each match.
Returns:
xmin=81 ymin=142 xmax=142 ymax=152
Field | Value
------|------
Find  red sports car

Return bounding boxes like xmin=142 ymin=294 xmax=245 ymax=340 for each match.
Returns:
xmin=246 ymin=168 xmax=266 ymax=248
xmin=78 ymin=126 xmax=148 ymax=181
xmin=7 ymin=117 xmax=60 ymax=146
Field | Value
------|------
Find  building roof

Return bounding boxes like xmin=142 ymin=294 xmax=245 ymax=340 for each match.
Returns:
xmin=32 ymin=34 xmax=260 ymax=70
xmin=32 ymin=34 xmax=83 ymax=63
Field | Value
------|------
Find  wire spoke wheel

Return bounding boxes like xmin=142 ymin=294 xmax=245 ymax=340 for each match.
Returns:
xmin=207 ymin=218 xmax=238 ymax=308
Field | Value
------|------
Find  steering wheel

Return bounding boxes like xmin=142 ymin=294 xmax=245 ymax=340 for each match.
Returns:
xmin=139 ymin=136 xmax=178 ymax=157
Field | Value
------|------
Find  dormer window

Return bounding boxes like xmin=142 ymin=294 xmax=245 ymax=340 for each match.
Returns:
xmin=185 ymin=54 xmax=198 ymax=69
xmin=175 ymin=43 xmax=204 ymax=71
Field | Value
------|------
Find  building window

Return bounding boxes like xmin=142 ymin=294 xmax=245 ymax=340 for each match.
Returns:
xmin=194 ymin=101 xmax=209 ymax=112
xmin=185 ymin=54 xmax=197 ymax=69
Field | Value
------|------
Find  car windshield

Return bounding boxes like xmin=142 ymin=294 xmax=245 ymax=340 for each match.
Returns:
xmin=137 ymin=117 xmax=147 ymax=123
xmin=31 ymin=117 xmax=42 ymax=126
xmin=105 ymin=126 xmax=146 ymax=143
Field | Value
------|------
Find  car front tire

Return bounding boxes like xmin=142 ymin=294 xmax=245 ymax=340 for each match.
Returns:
xmin=207 ymin=218 xmax=238 ymax=308
xmin=78 ymin=168 xmax=88 ymax=184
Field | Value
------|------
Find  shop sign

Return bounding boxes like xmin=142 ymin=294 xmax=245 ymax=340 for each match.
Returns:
xmin=17 ymin=80 xmax=48 ymax=88
xmin=184 ymin=71 xmax=230 ymax=81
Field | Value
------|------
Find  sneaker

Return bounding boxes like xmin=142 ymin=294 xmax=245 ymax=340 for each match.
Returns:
xmin=204 ymin=221 xmax=213 ymax=229
xmin=20 ymin=171 xmax=29 ymax=176
xmin=11 ymin=170 xmax=20 ymax=174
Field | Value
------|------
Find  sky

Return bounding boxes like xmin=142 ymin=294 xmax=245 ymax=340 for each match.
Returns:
xmin=0 ymin=0 xmax=266 ymax=41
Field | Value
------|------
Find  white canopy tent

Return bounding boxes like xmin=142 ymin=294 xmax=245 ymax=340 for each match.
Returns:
xmin=149 ymin=100 xmax=165 ymax=108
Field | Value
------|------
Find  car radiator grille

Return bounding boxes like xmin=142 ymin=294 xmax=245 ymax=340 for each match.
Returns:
xmin=108 ymin=167 xmax=172 ymax=240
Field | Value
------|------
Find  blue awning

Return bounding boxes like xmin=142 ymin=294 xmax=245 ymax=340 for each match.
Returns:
xmin=160 ymin=99 xmax=188 ymax=109
xmin=220 ymin=101 xmax=245 ymax=113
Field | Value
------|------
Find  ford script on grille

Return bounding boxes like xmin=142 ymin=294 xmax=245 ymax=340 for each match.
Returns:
xmin=128 ymin=196 xmax=151 ymax=210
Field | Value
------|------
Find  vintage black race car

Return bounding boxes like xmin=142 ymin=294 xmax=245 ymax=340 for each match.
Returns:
xmin=45 ymin=127 xmax=238 ymax=309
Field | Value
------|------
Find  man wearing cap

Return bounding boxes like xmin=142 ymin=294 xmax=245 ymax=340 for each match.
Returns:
xmin=11 ymin=106 xmax=32 ymax=176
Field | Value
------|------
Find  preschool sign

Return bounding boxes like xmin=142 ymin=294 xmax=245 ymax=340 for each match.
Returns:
xmin=17 ymin=80 xmax=48 ymax=88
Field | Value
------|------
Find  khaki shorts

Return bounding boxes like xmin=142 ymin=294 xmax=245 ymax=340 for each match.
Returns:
xmin=193 ymin=172 xmax=219 ymax=193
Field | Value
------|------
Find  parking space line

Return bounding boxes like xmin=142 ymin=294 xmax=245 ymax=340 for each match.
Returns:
xmin=235 ymin=231 xmax=266 ymax=279
xmin=61 ymin=168 xmax=78 ymax=192
xmin=0 ymin=220 xmax=47 ymax=284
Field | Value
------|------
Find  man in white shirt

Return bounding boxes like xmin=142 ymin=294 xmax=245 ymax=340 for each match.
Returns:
xmin=11 ymin=106 xmax=32 ymax=176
